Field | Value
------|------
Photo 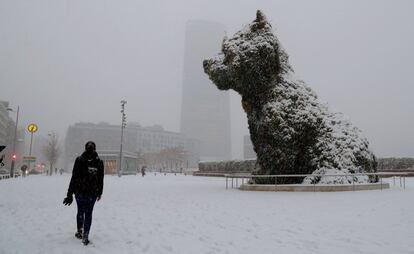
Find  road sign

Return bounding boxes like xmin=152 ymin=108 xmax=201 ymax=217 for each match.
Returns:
xmin=27 ymin=124 xmax=38 ymax=133
xmin=23 ymin=156 xmax=36 ymax=162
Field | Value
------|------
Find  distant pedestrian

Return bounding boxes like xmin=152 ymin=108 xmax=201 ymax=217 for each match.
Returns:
xmin=141 ymin=166 xmax=146 ymax=177
xmin=59 ymin=168 xmax=64 ymax=175
xmin=63 ymin=141 xmax=104 ymax=246
xmin=20 ymin=165 xmax=27 ymax=178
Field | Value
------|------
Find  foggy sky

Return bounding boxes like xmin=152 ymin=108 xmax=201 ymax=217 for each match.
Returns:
xmin=1 ymin=0 xmax=413 ymax=158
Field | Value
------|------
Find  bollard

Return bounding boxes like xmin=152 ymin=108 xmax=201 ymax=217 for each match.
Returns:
xmin=352 ymin=176 xmax=355 ymax=192
xmin=404 ymin=176 xmax=406 ymax=189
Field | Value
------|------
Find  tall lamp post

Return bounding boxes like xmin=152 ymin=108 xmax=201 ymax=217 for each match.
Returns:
xmin=118 ymin=100 xmax=127 ymax=177
xmin=7 ymin=106 xmax=20 ymax=178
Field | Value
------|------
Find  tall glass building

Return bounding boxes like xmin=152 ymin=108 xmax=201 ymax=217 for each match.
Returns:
xmin=180 ymin=20 xmax=231 ymax=161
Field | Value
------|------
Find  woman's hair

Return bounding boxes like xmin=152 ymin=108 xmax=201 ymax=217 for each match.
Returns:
xmin=85 ymin=141 xmax=96 ymax=151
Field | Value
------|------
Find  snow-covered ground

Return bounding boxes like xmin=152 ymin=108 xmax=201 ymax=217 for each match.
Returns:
xmin=0 ymin=174 xmax=413 ymax=254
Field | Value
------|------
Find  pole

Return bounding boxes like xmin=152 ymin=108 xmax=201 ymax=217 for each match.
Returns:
xmin=275 ymin=176 xmax=278 ymax=192
xmin=352 ymin=175 xmax=355 ymax=191
xmin=28 ymin=131 xmax=34 ymax=174
xmin=118 ymin=127 xmax=124 ymax=177
xmin=404 ymin=175 xmax=406 ymax=189
xmin=29 ymin=132 xmax=34 ymax=156
xmin=10 ymin=106 xmax=19 ymax=178
xmin=118 ymin=100 xmax=127 ymax=177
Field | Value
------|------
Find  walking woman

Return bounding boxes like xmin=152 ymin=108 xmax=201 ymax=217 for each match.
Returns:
xmin=63 ymin=141 xmax=104 ymax=245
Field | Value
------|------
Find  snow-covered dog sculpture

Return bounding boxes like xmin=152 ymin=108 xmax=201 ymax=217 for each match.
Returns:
xmin=203 ymin=10 xmax=377 ymax=184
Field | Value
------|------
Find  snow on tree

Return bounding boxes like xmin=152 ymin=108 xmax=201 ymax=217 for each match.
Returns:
xmin=203 ymin=10 xmax=377 ymax=184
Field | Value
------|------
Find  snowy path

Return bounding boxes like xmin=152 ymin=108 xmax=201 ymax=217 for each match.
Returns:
xmin=0 ymin=174 xmax=413 ymax=254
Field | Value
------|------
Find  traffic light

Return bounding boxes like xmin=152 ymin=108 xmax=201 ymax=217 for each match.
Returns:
xmin=11 ymin=154 xmax=17 ymax=160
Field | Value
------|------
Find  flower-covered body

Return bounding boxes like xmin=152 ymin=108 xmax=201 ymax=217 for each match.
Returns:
xmin=203 ymin=11 xmax=377 ymax=184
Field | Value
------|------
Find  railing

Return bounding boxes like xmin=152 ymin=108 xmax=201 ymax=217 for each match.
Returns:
xmin=224 ymin=172 xmax=409 ymax=191
xmin=0 ymin=173 xmax=20 ymax=180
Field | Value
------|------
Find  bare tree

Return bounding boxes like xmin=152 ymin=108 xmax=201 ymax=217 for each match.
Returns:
xmin=158 ymin=147 xmax=186 ymax=172
xmin=42 ymin=132 xmax=61 ymax=176
xmin=141 ymin=147 xmax=186 ymax=172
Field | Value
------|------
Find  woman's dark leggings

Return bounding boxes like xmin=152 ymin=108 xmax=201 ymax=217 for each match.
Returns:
xmin=75 ymin=194 xmax=97 ymax=236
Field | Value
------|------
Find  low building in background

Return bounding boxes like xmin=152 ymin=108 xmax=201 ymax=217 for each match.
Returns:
xmin=64 ymin=122 xmax=200 ymax=174
xmin=64 ymin=122 xmax=139 ymax=175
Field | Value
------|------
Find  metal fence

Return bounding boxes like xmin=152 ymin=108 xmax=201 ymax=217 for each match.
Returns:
xmin=224 ymin=172 xmax=409 ymax=191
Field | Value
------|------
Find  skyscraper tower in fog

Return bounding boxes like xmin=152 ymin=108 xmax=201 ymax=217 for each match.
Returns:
xmin=180 ymin=20 xmax=231 ymax=161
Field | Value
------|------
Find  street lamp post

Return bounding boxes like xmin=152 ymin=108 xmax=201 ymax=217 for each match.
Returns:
xmin=26 ymin=123 xmax=38 ymax=174
xmin=118 ymin=100 xmax=127 ymax=177
xmin=7 ymin=106 xmax=20 ymax=178
xmin=47 ymin=132 xmax=56 ymax=176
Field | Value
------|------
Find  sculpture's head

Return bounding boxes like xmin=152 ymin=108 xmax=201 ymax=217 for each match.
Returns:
xmin=203 ymin=10 xmax=291 ymax=99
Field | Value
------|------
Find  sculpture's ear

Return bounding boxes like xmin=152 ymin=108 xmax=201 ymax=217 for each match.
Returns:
xmin=252 ymin=10 xmax=269 ymax=31
xmin=255 ymin=10 xmax=267 ymax=23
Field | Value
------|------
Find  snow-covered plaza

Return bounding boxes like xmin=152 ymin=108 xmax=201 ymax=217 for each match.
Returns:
xmin=0 ymin=174 xmax=413 ymax=254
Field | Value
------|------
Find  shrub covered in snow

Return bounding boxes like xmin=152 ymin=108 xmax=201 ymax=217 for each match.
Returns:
xmin=199 ymin=159 xmax=259 ymax=173
xmin=377 ymin=157 xmax=414 ymax=170
xmin=203 ymin=10 xmax=377 ymax=184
